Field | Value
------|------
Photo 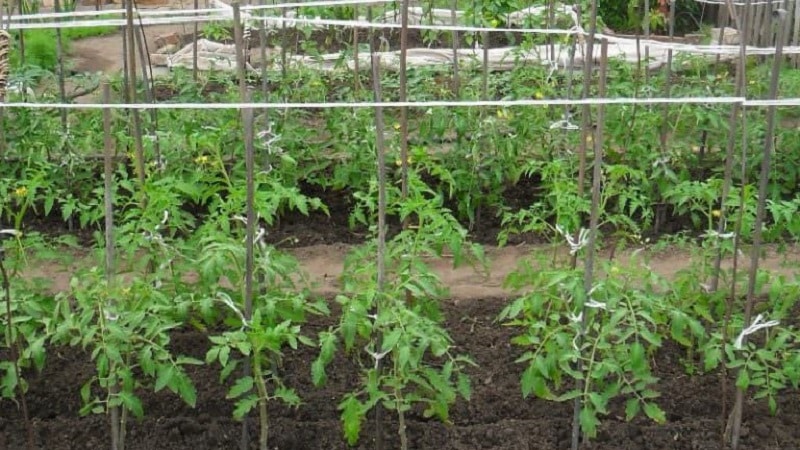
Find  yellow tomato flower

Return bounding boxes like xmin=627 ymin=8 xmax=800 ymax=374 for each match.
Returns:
xmin=395 ymin=156 xmax=413 ymax=167
xmin=712 ymin=209 xmax=722 ymax=218
xmin=195 ymin=155 xmax=210 ymax=165
xmin=393 ymin=123 xmax=401 ymax=131
xmin=14 ymin=186 xmax=28 ymax=198
xmin=496 ymin=109 xmax=512 ymax=120
xmin=534 ymin=91 xmax=544 ymax=100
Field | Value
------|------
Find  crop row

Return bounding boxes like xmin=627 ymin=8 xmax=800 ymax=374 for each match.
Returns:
xmin=1 ymin=53 xmax=800 ymax=450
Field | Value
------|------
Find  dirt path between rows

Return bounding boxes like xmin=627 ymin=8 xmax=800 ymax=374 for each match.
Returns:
xmin=70 ymin=23 xmax=194 ymax=74
xmin=21 ymin=243 xmax=800 ymax=298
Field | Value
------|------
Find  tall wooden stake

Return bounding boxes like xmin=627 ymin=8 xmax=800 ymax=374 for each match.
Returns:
xmin=399 ymin=0 xmax=410 ymax=213
xmin=0 ymin=21 xmax=8 ymax=160
xmin=233 ymin=4 xmax=256 ymax=449
xmin=193 ymin=0 xmax=199 ymax=81
xmin=370 ymin=52 xmax=387 ymax=450
xmin=729 ymin=7 xmax=787 ymax=450
xmin=125 ymin=0 xmax=146 ymax=200
xmin=571 ymin=39 xmax=608 ymax=450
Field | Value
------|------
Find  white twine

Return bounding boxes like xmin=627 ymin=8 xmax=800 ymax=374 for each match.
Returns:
xmin=549 ymin=111 xmax=580 ymax=130
xmin=0 ymin=229 xmax=22 ymax=238
xmin=2 ymin=0 xmax=393 ymax=22
xmin=734 ymin=314 xmax=780 ymax=350
xmin=555 ymin=225 xmax=590 ymax=255
xmin=0 ymin=96 xmax=765 ymax=110
xmin=365 ymin=344 xmax=390 ymax=370
xmin=217 ymin=291 xmax=249 ymax=328
xmin=701 ymin=229 xmax=736 ymax=240
xmin=1 ymin=0 xmax=797 ymax=57
xmin=694 ymin=0 xmax=783 ymax=4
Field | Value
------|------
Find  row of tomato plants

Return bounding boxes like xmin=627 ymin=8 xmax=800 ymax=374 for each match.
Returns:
xmin=2 ymin=153 xmax=800 ymax=449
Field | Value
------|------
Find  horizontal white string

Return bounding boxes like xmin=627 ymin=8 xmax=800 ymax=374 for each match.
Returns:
xmin=3 ymin=11 xmax=581 ymax=35
xmin=694 ymin=0 xmax=783 ymax=4
xmin=3 ymin=0 xmax=393 ymax=21
xmin=9 ymin=15 xmax=229 ymax=29
xmin=7 ymin=10 xmax=800 ymax=58
xmin=6 ymin=8 xmax=128 ymax=20
xmin=0 ymin=96 xmax=764 ymax=110
xmin=743 ymin=98 xmax=800 ymax=106
xmin=240 ymin=0 xmax=392 ymax=12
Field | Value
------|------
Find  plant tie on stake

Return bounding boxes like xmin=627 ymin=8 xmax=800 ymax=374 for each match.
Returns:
xmin=365 ymin=343 xmax=390 ymax=370
xmin=568 ymin=284 xmax=606 ymax=351
xmin=549 ymin=112 xmax=579 ymax=131
xmin=142 ymin=211 xmax=172 ymax=288
xmin=233 ymin=215 xmax=267 ymax=248
xmin=734 ymin=314 xmax=779 ymax=350
xmin=0 ymin=230 xmax=22 ymax=239
xmin=257 ymin=122 xmax=282 ymax=175
xmin=218 ymin=291 xmax=250 ymax=329
xmin=555 ymin=225 xmax=590 ymax=254
xmin=701 ymin=230 xmax=735 ymax=241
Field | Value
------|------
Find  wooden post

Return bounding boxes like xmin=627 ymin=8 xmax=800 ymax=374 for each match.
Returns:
xmin=729 ymin=7 xmax=787 ymax=450
xmin=125 ymin=0 xmax=146 ymax=201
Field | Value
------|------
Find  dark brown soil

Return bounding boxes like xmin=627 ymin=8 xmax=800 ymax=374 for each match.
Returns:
xmin=2 ymin=297 xmax=798 ymax=450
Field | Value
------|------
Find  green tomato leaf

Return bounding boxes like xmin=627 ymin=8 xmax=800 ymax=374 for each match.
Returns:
xmin=154 ymin=364 xmax=175 ymax=393
xmin=736 ymin=369 xmax=750 ymax=390
xmin=643 ymin=402 xmax=666 ymax=424
xmin=233 ymin=395 xmax=259 ymax=420
xmin=625 ymin=398 xmax=640 ymax=421
xmin=227 ymin=376 xmax=254 ymax=399
xmin=118 ymin=391 xmax=144 ymax=419
xmin=579 ymin=406 xmax=599 ymax=438
xmin=339 ymin=395 xmax=365 ymax=446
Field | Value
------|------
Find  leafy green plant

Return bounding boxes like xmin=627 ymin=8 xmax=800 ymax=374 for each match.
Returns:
xmin=199 ymin=233 xmax=328 ymax=450
xmin=50 ymin=269 xmax=200 ymax=448
xmin=703 ymin=318 xmax=800 ymax=415
xmin=502 ymin=252 xmax=670 ymax=440
xmin=315 ymin=171 xmax=481 ymax=448
xmin=201 ymin=21 xmax=234 ymax=42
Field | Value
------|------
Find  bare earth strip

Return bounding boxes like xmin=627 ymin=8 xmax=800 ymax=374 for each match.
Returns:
xmin=20 ymin=243 xmax=800 ymax=299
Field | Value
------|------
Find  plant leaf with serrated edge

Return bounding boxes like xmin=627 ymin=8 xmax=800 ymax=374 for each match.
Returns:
xmin=227 ymin=376 xmax=254 ymax=399
xmin=175 ymin=371 xmax=197 ymax=407
xmin=644 ymin=402 xmax=666 ymax=423
xmin=275 ymin=386 xmax=301 ymax=406
xmin=704 ymin=346 xmax=722 ymax=372
xmin=154 ymin=364 xmax=175 ymax=393
xmin=205 ymin=346 xmax=220 ymax=364
xmin=630 ymin=342 xmax=646 ymax=375
xmin=118 ymin=391 xmax=144 ymax=418
xmin=311 ymin=359 xmax=327 ymax=386
xmin=233 ymin=395 xmax=259 ymax=420
xmin=625 ymin=398 xmax=640 ymax=421
xmin=381 ymin=328 xmax=402 ymax=353
xmin=339 ymin=395 xmax=364 ymax=446
xmin=736 ymin=369 xmax=750 ymax=390
xmin=521 ymin=364 xmax=552 ymax=399
xmin=457 ymin=372 xmax=471 ymax=401
xmin=580 ymin=406 xmax=599 ymax=438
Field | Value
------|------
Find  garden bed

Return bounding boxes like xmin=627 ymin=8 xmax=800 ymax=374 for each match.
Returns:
xmin=2 ymin=296 xmax=798 ymax=450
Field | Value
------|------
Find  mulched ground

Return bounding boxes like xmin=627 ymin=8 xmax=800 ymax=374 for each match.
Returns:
xmin=2 ymin=296 xmax=798 ymax=450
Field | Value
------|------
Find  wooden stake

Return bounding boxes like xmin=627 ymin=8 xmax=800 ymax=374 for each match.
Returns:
xmin=125 ymin=0 xmax=146 ymax=201
xmin=450 ymin=0 xmax=459 ymax=97
xmin=233 ymin=4 xmax=256 ymax=449
xmin=729 ymin=7 xmax=787 ymax=450
xmin=572 ymin=1 xmax=601 ymax=447
xmin=370 ymin=51 xmax=387 ymax=450
xmin=193 ymin=0 xmax=199 ymax=81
